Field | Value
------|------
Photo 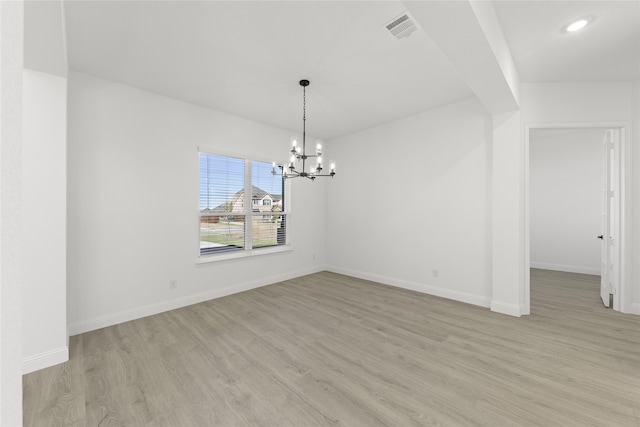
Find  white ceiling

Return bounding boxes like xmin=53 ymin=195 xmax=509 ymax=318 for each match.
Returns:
xmin=63 ymin=1 xmax=474 ymax=139
xmin=493 ymin=1 xmax=640 ymax=83
xmin=55 ymin=0 xmax=640 ymax=139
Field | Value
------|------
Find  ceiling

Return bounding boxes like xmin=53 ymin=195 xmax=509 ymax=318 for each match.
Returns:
xmin=55 ymin=1 xmax=640 ymax=139
xmin=493 ymin=1 xmax=640 ymax=82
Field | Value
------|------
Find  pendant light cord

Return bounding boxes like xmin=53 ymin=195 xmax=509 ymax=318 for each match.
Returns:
xmin=302 ymin=85 xmax=306 ymax=156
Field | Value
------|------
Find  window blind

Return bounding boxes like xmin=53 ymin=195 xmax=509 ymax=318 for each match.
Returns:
xmin=251 ymin=160 xmax=286 ymax=249
xmin=199 ymin=152 xmax=287 ymax=256
xmin=199 ymin=153 xmax=246 ymax=254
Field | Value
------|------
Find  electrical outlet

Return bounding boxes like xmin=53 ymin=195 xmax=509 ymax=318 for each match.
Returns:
xmin=169 ymin=280 xmax=177 ymax=289
xmin=432 ymin=270 xmax=439 ymax=278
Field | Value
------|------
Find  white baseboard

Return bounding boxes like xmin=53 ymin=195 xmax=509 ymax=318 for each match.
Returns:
xmin=490 ymin=300 xmax=522 ymax=317
xmin=530 ymin=262 xmax=599 ymax=276
xmin=326 ymin=265 xmax=491 ymax=309
xmin=23 ymin=346 xmax=69 ymax=375
xmin=628 ymin=303 xmax=640 ymax=315
xmin=68 ymin=265 xmax=324 ymax=336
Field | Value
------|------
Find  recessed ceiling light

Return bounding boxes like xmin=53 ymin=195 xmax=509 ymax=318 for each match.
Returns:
xmin=566 ymin=19 xmax=589 ymax=32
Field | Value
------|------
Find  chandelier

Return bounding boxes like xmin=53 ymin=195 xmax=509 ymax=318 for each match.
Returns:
xmin=274 ymin=79 xmax=336 ymax=180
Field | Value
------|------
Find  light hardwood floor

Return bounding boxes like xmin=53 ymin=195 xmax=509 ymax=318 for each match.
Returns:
xmin=24 ymin=270 xmax=640 ymax=426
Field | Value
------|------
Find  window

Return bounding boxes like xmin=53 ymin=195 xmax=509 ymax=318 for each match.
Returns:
xmin=199 ymin=152 xmax=287 ymax=257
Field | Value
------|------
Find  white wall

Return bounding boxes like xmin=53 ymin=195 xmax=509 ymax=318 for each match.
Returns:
xmin=530 ymin=128 xmax=605 ymax=275
xmin=22 ymin=69 xmax=68 ymax=373
xmin=491 ymin=110 xmax=525 ymax=316
xmin=521 ymin=81 xmax=639 ymax=314
xmin=0 ymin=0 xmax=24 ymax=423
xmin=325 ymin=97 xmax=493 ymax=307
xmin=632 ymin=80 xmax=640 ymax=314
xmin=67 ymin=72 xmax=327 ymax=333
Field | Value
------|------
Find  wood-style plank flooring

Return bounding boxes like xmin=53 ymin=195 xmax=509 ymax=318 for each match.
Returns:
xmin=24 ymin=270 xmax=640 ymax=426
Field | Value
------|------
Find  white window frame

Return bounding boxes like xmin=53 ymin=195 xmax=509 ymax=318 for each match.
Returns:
xmin=197 ymin=147 xmax=292 ymax=264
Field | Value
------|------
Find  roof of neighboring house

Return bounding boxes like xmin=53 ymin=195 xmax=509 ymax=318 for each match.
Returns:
xmin=201 ymin=185 xmax=282 ymax=213
xmin=248 ymin=185 xmax=269 ymax=200
xmin=244 ymin=185 xmax=282 ymax=202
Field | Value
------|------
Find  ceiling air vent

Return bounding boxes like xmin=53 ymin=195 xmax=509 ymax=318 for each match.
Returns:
xmin=385 ymin=13 xmax=418 ymax=40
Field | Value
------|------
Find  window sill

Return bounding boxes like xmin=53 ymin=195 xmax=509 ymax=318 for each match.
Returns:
xmin=196 ymin=244 xmax=292 ymax=265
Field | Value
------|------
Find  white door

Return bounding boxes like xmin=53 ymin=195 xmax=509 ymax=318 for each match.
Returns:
xmin=600 ymin=129 xmax=620 ymax=308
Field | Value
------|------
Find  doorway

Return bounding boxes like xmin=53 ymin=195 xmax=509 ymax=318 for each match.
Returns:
xmin=525 ymin=124 xmax=627 ymax=314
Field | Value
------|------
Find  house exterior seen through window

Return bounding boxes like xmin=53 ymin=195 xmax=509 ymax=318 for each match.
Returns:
xmin=199 ymin=152 xmax=286 ymax=256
